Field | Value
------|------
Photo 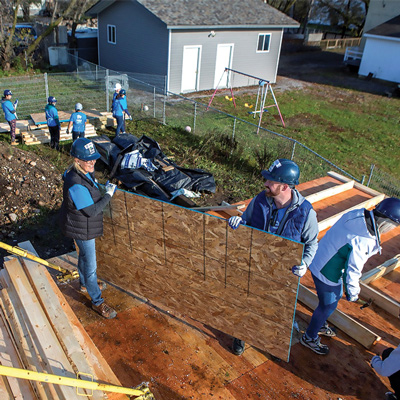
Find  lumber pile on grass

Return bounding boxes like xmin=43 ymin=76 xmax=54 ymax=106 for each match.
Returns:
xmin=0 ymin=241 xmax=127 ymax=400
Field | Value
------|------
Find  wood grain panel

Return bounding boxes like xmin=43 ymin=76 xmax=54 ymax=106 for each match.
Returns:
xmin=97 ymin=190 xmax=303 ymax=361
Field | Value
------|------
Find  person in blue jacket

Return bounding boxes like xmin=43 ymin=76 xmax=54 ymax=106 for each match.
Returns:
xmin=371 ymin=344 xmax=400 ymax=400
xmin=111 ymin=82 xmax=121 ymax=114
xmin=114 ymin=89 xmax=132 ymax=136
xmin=1 ymin=89 xmax=18 ymax=145
xmin=228 ymin=158 xmax=319 ymax=356
xmin=301 ymin=197 xmax=400 ymax=356
xmin=45 ymin=96 xmax=61 ymax=150
xmin=59 ymin=138 xmax=118 ymax=319
xmin=67 ymin=103 xmax=87 ymax=141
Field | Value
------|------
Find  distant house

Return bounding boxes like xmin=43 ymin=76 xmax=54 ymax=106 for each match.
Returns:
xmin=358 ymin=15 xmax=400 ymax=83
xmin=86 ymin=0 xmax=299 ymax=93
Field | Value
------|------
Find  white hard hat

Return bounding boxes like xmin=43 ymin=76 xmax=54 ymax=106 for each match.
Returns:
xmin=75 ymin=103 xmax=83 ymax=111
xmin=114 ymin=83 xmax=121 ymax=90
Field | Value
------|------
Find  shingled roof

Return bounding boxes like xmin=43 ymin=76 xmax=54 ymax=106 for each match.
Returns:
xmin=366 ymin=14 xmax=400 ymax=39
xmin=86 ymin=0 xmax=299 ymax=29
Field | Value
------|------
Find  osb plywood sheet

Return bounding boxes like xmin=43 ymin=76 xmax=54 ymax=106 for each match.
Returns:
xmin=96 ymin=190 xmax=303 ymax=361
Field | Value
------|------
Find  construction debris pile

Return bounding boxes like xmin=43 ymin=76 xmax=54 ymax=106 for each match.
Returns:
xmin=92 ymin=133 xmax=216 ymax=201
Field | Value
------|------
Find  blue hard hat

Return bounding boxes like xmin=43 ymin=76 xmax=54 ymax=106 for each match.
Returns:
xmin=70 ymin=138 xmax=100 ymax=161
xmin=119 ymin=89 xmax=126 ymax=95
xmin=261 ymin=159 xmax=300 ymax=186
xmin=4 ymin=89 xmax=12 ymax=96
xmin=48 ymin=96 xmax=57 ymax=104
xmin=375 ymin=198 xmax=400 ymax=224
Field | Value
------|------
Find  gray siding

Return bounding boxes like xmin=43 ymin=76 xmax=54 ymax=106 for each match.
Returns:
xmin=98 ymin=1 xmax=168 ymax=76
xmin=169 ymin=29 xmax=283 ymax=93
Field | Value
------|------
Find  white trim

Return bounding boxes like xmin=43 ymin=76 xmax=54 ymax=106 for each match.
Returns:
xmin=107 ymin=24 xmax=116 ymax=44
xmin=167 ymin=24 xmax=300 ymax=30
xmin=167 ymin=29 xmax=171 ymax=93
xmin=181 ymin=45 xmax=202 ymax=93
xmin=256 ymin=33 xmax=271 ymax=53
xmin=364 ymin=33 xmax=400 ymax=43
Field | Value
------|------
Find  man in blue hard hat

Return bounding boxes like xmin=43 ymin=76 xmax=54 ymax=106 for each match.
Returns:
xmin=228 ymin=158 xmax=319 ymax=356
xmin=45 ymin=96 xmax=60 ymax=150
xmin=301 ymin=197 xmax=400 ymax=356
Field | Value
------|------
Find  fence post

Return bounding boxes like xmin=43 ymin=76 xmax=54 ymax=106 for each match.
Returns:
xmin=153 ymin=87 xmax=156 ymax=119
xmin=105 ymin=69 xmax=109 ymax=112
xmin=193 ymin=102 xmax=197 ymax=133
xmin=367 ymin=164 xmax=375 ymax=187
xmin=232 ymin=117 xmax=236 ymax=140
xmin=291 ymin=141 xmax=296 ymax=160
xmin=162 ymin=78 xmax=167 ymax=125
xmin=44 ymin=73 xmax=49 ymax=100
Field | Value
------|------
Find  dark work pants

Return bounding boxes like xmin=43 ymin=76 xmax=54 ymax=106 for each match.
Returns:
xmin=72 ymin=131 xmax=85 ymax=141
xmin=49 ymin=125 xmax=60 ymax=150
xmin=382 ymin=348 xmax=400 ymax=397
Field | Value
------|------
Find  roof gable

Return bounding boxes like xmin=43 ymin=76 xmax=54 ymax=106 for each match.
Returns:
xmin=366 ymin=14 xmax=400 ymax=39
xmin=86 ymin=0 xmax=299 ymax=28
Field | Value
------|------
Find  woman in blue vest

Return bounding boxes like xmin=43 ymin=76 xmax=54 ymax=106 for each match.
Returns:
xmin=60 ymin=138 xmax=118 ymax=319
xmin=228 ymin=159 xmax=319 ymax=355
xmin=1 ymin=89 xmax=18 ymax=145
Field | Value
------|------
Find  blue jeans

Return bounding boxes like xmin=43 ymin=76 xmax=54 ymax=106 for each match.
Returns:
xmin=115 ymin=115 xmax=124 ymax=135
xmin=75 ymin=239 xmax=103 ymax=306
xmin=306 ymin=274 xmax=343 ymax=339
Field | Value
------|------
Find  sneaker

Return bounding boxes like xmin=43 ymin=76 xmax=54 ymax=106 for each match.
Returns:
xmin=385 ymin=392 xmax=397 ymax=400
xmin=318 ymin=323 xmax=337 ymax=337
xmin=11 ymin=141 xmax=18 ymax=146
xmin=80 ymin=281 xmax=107 ymax=293
xmin=300 ymin=333 xmax=329 ymax=355
xmin=92 ymin=302 xmax=117 ymax=319
xmin=232 ymin=338 xmax=245 ymax=356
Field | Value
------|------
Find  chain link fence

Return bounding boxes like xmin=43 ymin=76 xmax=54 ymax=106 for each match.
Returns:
xmin=1 ymin=52 xmax=399 ymax=196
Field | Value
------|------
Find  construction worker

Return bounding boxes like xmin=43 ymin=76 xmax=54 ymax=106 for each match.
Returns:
xmin=59 ymin=138 xmax=118 ymax=319
xmin=301 ymin=197 xmax=400 ymax=355
xmin=114 ymin=89 xmax=132 ymax=135
xmin=111 ymin=82 xmax=121 ymax=114
xmin=371 ymin=344 xmax=400 ymax=400
xmin=67 ymin=103 xmax=87 ymax=141
xmin=45 ymin=96 xmax=60 ymax=150
xmin=1 ymin=89 xmax=18 ymax=145
xmin=228 ymin=158 xmax=319 ymax=356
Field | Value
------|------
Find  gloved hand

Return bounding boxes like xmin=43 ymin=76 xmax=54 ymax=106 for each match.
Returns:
xmin=346 ymin=294 xmax=359 ymax=302
xmin=292 ymin=261 xmax=307 ymax=277
xmin=228 ymin=216 xmax=243 ymax=230
xmin=371 ymin=354 xmax=381 ymax=367
xmin=66 ymin=129 xmax=69 ymax=134
xmin=105 ymin=181 xmax=117 ymax=197
xmin=13 ymin=98 xmax=18 ymax=108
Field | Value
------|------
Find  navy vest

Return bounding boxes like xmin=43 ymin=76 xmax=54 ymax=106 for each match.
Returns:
xmin=250 ymin=191 xmax=312 ymax=242
xmin=60 ymin=168 xmax=104 ymax=240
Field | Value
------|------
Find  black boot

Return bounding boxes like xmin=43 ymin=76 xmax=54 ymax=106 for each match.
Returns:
xmin=232 ymin=338 xmax=245 ymax=356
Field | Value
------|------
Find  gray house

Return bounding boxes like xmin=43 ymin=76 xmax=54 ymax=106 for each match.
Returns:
xmin=86 ymin=0 xmax=299 ymax=93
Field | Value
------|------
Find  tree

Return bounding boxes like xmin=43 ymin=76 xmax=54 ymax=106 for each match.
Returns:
xmin=316 ymin=0 xmax=369 ymax=37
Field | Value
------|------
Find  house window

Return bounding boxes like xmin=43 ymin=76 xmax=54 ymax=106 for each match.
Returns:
xmin=107 ymin=25 xmax=116 ymax=44
xmin=257 ymin=34 xmax=271 ymax=52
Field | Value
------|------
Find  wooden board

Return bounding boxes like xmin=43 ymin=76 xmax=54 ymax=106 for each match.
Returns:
xmin=96 ymin=190 xmax=303 ymax=362
xmin=30 ymin=111 xmax=72 ymax=125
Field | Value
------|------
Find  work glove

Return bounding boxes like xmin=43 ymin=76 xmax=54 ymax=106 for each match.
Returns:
xmin=228 ymin=216 xmax=244 ymax=230
xmin=292 ymin=261 xmax=307 ymax=277
xmin=371 ymin=355 xmax=381 ymax=368
xmin=13 ymin=98 xmax=18 ymax=108
xmin=105 ymin=181 xmax=117 ymax=197
xmin=346 ymin=293 xmax=359 ymax=302
xmin=66 ymin=129 xmax=69 ymax=134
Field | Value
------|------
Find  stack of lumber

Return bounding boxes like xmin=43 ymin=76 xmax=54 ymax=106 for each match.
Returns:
xmin=84 ymin=110 xmax=115 ymax=129
xmin=0 ymin=241 xmax=127 ymax=400
xmin=22 ymin=123 xmax=97 ymax=145
xmin=0 ymin=122 xmax=20 ymax=135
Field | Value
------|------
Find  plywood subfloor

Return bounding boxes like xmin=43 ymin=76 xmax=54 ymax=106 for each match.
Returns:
xmin=52 ymin=251 xmax=400 ymax=400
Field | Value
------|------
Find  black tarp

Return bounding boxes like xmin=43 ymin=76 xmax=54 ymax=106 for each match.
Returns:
xmin=92 ymin=134 xmax=216 ymax=201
